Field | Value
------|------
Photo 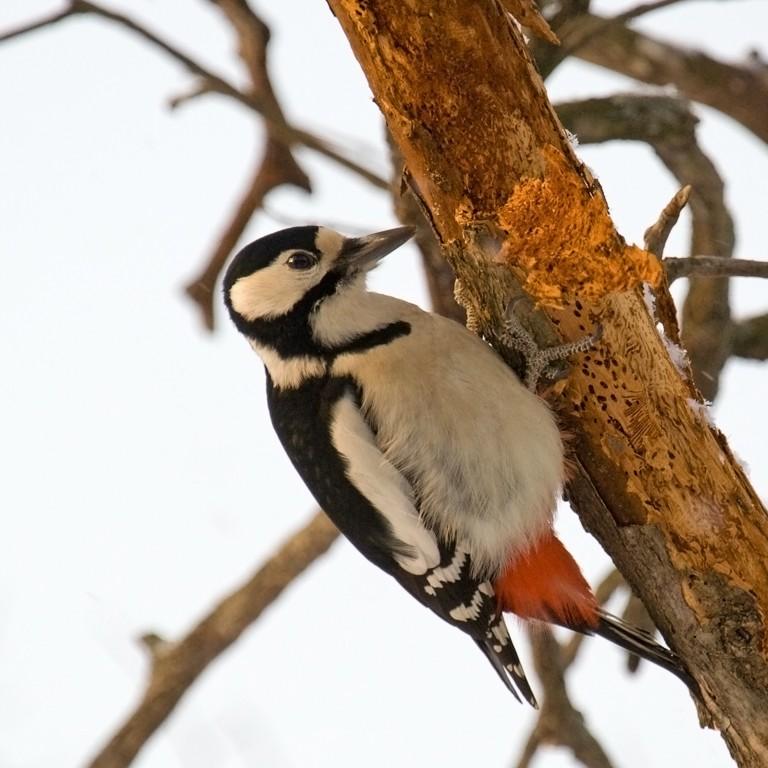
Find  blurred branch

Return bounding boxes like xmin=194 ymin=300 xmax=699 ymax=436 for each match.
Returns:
xmin=731 ymin=313 xmax=768 ymax=361
xmin=665 ymin=257 xmax=768 ymax=283
xmin=528 ymin=0 xmax=590 ymax=78
xmin=611 ymin=0 xmax=691 ymax=23
xmin=0 ymin=1 xmax=387 ymax=190
xmin=0 ymin=6 xmax=84 ymax=42
xmin=515 ymin=628 xmax=616 ymax=768
xmin=87 ymin=512 xmax=339 ymax=768
xmin=184 ymin=143 xmax=305 ymax=329
xmin=183 ymin=0 xmax=311 ymax=330
xmin=571 ymin=12 xmax=768 ymax=144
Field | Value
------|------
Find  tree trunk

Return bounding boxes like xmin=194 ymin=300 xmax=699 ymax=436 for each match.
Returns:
xmin=324 ymin=1 xmax=768 ymax=764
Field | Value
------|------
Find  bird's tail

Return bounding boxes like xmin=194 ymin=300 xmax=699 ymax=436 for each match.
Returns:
xmin=476 ymin=615 xmax=539 ymax=708
xmin=593 ymin=609 xmax=698 ymax=694
xmin=495 ymin=531 xmax=698 ymax=696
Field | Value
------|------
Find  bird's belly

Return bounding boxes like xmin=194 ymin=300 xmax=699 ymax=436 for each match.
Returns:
xmin=337 ymin=336 xmax=565 ymax=577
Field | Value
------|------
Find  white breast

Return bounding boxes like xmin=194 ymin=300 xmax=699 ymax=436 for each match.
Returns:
xmin=332 ymin=294 xmax=564 ymax=577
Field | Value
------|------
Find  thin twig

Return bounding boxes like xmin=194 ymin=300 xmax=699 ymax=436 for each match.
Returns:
xmin=612 ymin=0 xmax=693 ymax=25
xmin=87 ymin=512 xmax=339 ymax=768
xmin=184 ymin=141 xmax=309 ymax=330
xmin=167 ymin=79 xmax=217 ymax=110
xmin=644 ymin=185 xmax=691 ymax=258
xmin=0 ymin=6 xmax=85 ymax=43
xmin=665 ymin=256 xmax=768 ymax=283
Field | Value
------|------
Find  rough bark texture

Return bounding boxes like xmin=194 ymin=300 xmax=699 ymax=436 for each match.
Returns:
xmin=325 ymin=2 xmax=768 ymax=765
xmin=555 ymin=94 xmax=735 ymax=400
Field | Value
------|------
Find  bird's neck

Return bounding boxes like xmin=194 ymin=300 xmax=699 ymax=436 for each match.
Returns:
xmin=311 ymin=286 xmax=410 ymax=349
xmin=248 ymin=286 xmax=413 ymax=389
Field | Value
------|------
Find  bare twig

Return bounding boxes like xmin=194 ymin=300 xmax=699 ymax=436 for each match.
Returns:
xmin=665 ymin=256 xmax=768 ymax=283
xmin=184 ymin=141 xmax=309 ymax=329
xmin=642 ymin=184 xmax=692 ymax=346
xmin=167 ymin=79 xmax=217 ymax=110
xmin=0 ymin=1 xmax=387 ymax=190
xmin=612 ymin=0 xmax=693 ymax=24
xmin=87 ymin=512 xmax=339 ymax=768
xmin=0 ymin=5 xmax=85 ymax=43
xmin=644 ymin=185 xmax=691 ymax=259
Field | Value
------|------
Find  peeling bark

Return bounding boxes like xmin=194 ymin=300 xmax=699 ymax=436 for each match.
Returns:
xmin=325 ymin=2 xmax=768 ymax=765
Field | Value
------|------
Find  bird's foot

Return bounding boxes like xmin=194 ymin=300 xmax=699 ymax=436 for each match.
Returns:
xmin=502 ymin=299 xmax=602 ymax=391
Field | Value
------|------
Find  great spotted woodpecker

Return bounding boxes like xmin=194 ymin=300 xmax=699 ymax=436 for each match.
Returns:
xmin=223 ymin=224 xmax=695 ymax=705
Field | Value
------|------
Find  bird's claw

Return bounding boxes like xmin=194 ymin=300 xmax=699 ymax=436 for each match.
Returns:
xmin=501 ymin=302 xmax=601 ymax=391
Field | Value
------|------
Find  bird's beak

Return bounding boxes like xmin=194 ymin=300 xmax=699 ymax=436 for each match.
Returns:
xmin=337 ymin=226 xmax=415 ymax=274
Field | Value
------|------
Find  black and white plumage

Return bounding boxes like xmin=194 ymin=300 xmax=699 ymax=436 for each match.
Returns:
xmin=223 ymin=224 xmax=696 ymax=705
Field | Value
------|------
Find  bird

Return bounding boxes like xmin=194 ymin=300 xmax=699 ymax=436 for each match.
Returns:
xmin=222 ymin=223 xmax=695 ymax=706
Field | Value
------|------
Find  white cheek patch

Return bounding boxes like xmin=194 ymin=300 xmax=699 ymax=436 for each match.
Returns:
xmin=229 ymin=257 xmax=319 ymax=320
xmin=330 ymin=393 xmax=440 ymax=575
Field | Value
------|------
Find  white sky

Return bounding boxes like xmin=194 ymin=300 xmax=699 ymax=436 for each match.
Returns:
xmin=1 ymin=1 xmax=766 ymax=767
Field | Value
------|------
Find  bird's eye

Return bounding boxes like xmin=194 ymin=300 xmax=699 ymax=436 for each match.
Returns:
xmin=286 ymin=251 xmax=318 ymax=270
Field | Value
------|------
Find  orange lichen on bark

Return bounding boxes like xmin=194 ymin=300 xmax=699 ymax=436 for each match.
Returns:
xmin=496 ymin=146 xmax=662 ymax=306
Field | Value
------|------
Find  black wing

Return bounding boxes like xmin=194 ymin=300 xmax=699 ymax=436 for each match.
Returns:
xmin=268 ymin=373 xmax=538 ymax=705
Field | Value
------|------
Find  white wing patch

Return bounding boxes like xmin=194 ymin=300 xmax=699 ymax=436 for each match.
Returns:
xmin=449 ymin=586 xmax=489 ymax=622
xmin=425 ymin=544 xmax=468 ymax=592
xmin=330 ymin=393 xmax=440 ymax=575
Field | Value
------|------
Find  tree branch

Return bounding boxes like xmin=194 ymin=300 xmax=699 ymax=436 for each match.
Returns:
xmin=665 ymin=256 xmax=768 ymax=283
xmin=183 ymin=0 xmax=311 ymax=330
xmin=571 ymin=12 xmax=768 ymax=144
xmin=184 ymin=143 xmax=307 ymax=330
xmin=326 ymin=5 xmax=768 ymax=765
xmin=731 ymin=313 xmax=768 ymax=361
xmin=515 ymin=628 xmax=616 ymax=768
xmin=87 ymin=512 xmax=339 ymax=768
xmin=0 ymin=6 xmax=85 ymax=43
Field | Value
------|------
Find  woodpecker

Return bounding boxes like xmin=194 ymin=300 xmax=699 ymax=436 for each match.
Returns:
xmin=223 ymin=224 xmax=695 ymax=705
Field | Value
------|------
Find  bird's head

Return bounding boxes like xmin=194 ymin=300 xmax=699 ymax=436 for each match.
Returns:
xmin=223 ymin=225 xmax=414 ymax=335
